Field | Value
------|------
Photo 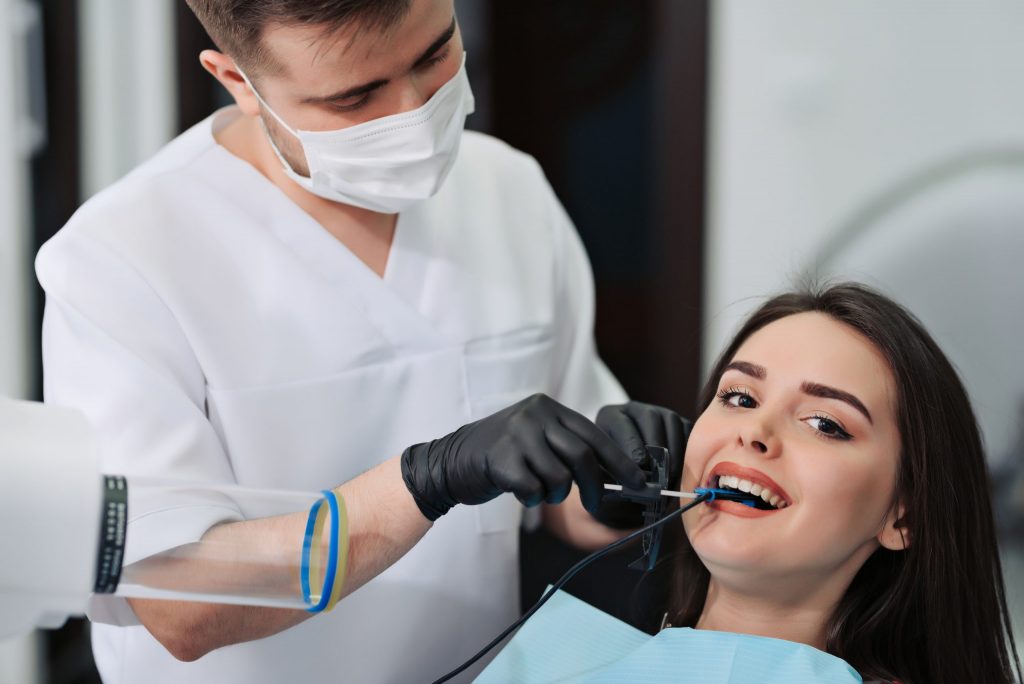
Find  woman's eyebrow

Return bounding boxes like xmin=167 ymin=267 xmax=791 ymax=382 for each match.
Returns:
xmin=801 ymin=382 xmax=873 ymax=424
xmin=724 ymin=360 xmax=873 ymax=424
xmin=723 ymin=360 xmax=766 ymax=379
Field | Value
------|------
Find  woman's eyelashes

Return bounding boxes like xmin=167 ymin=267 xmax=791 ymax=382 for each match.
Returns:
xmin=717 ymin=386 xmax=757 ymax=409
xmin=804 ymin=413 xmax=853 ymax=441
xmin=715 ymin=386 xmax=854 ymax=441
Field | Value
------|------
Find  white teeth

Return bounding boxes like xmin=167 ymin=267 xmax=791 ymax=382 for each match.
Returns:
xmin=713 ymin=473 xmax=789 ymax=509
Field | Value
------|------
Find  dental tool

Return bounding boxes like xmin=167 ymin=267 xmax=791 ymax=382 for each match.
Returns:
xmin=603 ymin=483 xmax=761 ymax=507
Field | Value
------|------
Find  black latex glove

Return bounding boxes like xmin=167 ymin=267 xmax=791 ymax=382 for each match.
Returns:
xmin=591 ymin=401 xmax=693 ymax=529
xmin=400 ymin=394 xmax=646 ymax=521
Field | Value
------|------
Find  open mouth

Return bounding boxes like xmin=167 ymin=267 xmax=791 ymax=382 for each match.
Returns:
xmin=707 ymin=473 xmax=791 ymax=511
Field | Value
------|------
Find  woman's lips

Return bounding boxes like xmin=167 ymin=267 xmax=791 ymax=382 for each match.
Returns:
xmin=706 ymin=499 xmax=784 ymax=518
xmin=704 ymin=461 xmax=793 ymax=507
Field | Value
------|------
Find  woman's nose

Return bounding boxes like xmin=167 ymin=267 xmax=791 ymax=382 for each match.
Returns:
xmin=737 ymin=417 xmax=779 ymax=458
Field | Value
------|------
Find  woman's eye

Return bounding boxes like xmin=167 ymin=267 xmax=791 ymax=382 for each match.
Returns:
xmin=805 ymin=415 xmax=852 ymax=441
xmin=717 ymin=388 xmax=758 ymax=409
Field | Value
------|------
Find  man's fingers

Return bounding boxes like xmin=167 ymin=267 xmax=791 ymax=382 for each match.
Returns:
xmin=542 ymin=423 xmax=605 ymax=512
xmin=488 ymin=456 xmax=545 ymax=507
xmin=599 ymin=407 xmax=648 ymax=465
xmin=520 ymin=439 xmax=573 ymax=505
xmin=559 ymin=408 xmax=645 ymax=489
xmin=625 ymin=403 xmax=669 ymax=453
xmin=664 ymin=415 xmax=691 ymax=485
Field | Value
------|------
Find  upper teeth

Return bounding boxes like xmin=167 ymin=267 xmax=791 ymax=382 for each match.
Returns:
xmin=716 ymin=475 xmax=788 ymax=509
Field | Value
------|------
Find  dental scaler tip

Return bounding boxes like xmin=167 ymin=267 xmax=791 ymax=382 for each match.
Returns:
xmin=603 ymin=483 xmax=761 ymax=507
xmin=603 ymin=483 xmax=701 ymax=499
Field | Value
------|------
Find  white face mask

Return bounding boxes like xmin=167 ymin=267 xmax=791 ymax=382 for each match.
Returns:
xmin=241 ymin=53 xmax=475 ymax=214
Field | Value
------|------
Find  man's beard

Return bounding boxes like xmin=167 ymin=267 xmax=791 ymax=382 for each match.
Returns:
xmin=258 ymin=107 xmax=312 ymax=178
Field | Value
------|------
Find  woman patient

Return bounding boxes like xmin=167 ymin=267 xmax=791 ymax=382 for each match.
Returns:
xmin=662 ymin=283 xmax=1020 ymax=683
xmin=486 ymin=283 xmax=1021 ymax=683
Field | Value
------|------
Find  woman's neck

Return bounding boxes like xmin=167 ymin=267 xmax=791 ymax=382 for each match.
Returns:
xmin=694 ymin=576 xmax=835 ymax=650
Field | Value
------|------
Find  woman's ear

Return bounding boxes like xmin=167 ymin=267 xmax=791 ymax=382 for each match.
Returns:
xmin=877 ymin=501 xmax=910 ymax=551
xmin=198 ymin=49 xmax=261 ymax=117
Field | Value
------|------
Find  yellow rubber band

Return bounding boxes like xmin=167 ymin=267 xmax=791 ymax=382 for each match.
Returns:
xmin=323 ymin=492 xmax=348 ymax=612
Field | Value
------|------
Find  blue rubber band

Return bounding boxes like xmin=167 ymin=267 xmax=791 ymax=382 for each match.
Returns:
xmin=306 ymin=490 xmax=340 ymax=613
xmin=300 ymin=499 xmax=322 ymax=605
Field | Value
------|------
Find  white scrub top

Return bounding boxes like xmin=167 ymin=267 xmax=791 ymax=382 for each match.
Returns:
xmin=36 ymin=107 xmax=627 ymax=684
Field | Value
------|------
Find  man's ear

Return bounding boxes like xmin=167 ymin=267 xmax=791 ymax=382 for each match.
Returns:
xmin=198 ymin=49 xmax=260 ymax=117
xmin=878 ymin=501 xmax=910 ymax=551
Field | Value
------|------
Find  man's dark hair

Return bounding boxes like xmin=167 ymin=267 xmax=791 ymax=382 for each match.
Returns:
xmin=185 ymin=0 xmax=411 ymax=76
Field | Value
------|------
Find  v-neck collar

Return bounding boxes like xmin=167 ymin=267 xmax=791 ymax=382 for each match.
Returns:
xmin=201 ymin=107 xmax=446 ymax=352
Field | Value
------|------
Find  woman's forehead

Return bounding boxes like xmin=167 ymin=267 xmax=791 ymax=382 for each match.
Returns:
xmin=729 ymin=312 xmax=898 ymax=414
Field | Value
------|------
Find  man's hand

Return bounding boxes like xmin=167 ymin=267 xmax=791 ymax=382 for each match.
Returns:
xmin=400 ymin=394 xmax=646 ymax=521
xmin=589 ymin=401 xmax=692 ymax=529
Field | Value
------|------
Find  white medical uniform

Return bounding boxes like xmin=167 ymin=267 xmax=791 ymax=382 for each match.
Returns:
xmin=36 ymin=106 xmax=626 ymax=684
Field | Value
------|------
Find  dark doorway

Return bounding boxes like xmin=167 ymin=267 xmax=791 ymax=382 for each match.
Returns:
xmin=487 ymin=0 xmax=710 ymax=629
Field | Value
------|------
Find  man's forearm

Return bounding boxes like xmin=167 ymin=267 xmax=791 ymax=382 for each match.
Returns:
xmin=128 ymin=457 xmax=431 ymax=661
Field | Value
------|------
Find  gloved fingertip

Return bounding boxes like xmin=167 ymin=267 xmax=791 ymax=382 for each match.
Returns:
xmin=632 ymin=447 xmax=651 ymax=469
xmin=628 ymin=468 xmax=647 ymax=489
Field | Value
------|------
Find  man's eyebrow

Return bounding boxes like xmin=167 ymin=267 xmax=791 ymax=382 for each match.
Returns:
xmin=301 ymin=17 xmax=457 ymax=105
xmin=801 ymin=382 xmax=873 ymax=424
xmin=723 ymin=360 xmax=767 ymax=379
xmin=412 ymin=16 xmax=457 ymax=68
xmin=301 ymin=78 xmax=389 ymax=105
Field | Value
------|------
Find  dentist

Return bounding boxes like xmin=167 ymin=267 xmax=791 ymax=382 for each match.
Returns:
xmin=36 ymin=1 xmax=687 ymax=682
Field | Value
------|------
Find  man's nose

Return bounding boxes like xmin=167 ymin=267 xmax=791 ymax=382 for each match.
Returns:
xmin=394 ymin=76 xmax=433 ymax=113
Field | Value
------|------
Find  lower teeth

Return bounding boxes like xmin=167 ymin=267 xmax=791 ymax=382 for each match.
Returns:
xmin=720 ymin=484 xmax=776 ymax=510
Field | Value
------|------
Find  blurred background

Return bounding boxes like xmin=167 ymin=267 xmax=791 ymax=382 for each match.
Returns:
xmin=2 ymin=1 xmax=1023 ymax=681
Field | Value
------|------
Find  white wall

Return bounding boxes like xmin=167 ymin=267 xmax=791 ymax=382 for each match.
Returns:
xmin=1 ymin=1 xmax=44 ymax=682
xmin=0 ymin=0 xmax=34 ymax=401
xmin=79 ymin=0 xmax=176 ymax=200
xmin=704 ymin=3 xmax=1024 ymax=652
xmin=705 ymin=0 xmax=1024 ymax=359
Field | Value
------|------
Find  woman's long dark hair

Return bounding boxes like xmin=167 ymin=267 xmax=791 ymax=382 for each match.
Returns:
xmin=666 ymin=283 xmax=1022 ymax=683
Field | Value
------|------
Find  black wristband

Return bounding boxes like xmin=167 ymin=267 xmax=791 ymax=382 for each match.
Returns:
xmin=94 ymin=475 xmax=128 ymax=593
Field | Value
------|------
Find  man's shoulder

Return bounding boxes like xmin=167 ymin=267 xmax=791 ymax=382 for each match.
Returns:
xmin=456 ymin=130 xmax=547 ymax=187
xmin=53 ymin=117 xmax=233 ymax=244
xmin=37 ymin=115 xmax=239 ymax=282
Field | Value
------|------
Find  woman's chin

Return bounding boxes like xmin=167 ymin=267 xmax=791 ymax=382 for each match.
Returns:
xmin=690 ymin=536 xmax=789 ymax=575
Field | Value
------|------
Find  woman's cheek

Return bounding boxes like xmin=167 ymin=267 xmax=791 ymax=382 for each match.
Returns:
xmin=680 ymin=411 xmax=717 ymax=490
xmin=796 ymin=452 xmax=887 ymax=549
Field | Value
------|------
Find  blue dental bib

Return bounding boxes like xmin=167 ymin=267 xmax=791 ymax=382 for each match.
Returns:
xmin=475 ymin=589 xmax=861 ymax=683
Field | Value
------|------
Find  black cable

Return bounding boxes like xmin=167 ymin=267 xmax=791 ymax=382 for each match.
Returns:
xmin=431 ymin=493 xmax=712 ymax=684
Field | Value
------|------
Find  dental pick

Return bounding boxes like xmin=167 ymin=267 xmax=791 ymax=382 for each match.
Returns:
xmin=603 ymin=483 xmax=760 ymax=507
